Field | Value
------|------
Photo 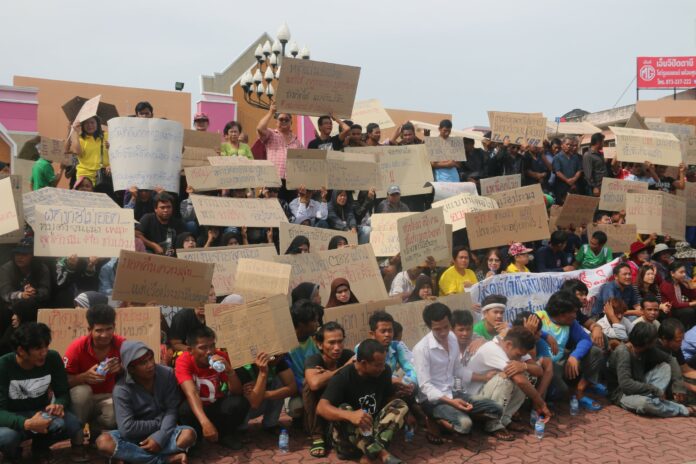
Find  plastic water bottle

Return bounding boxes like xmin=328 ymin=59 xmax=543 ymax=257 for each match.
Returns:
xmin=530 ymin=409 xmax=538 ymax=427
xmin=404 ymin=424 xmax=414 ymax=443
xmin=360 ymin=409 xmax=373 ymax=437
xmin=208 ymin=355 xmax=226 ymax=373
xmin=40 ymin=412 xmax=54 ymax=420
xmin=96 ymin=357 xmax=111 ymax=376
xmin=569 ymin=395 xmax=579 ymax=416
xmin=278 ymin=428 xmax=289 ymax=453
xmin=534 ymin=415 xmax=545 ymax=440
xmin=453 ymin=377 xmax=462 ymax=394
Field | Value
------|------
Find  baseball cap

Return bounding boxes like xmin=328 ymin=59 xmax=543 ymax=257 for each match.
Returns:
xmin=193 ymin=112 xmax=209 ymax=122
xmin=387 ymin=185 xmax=401 ymax=195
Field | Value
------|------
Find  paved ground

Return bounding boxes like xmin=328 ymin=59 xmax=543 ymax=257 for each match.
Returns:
xmin=26 ymin=400 xmax=696 ymax=463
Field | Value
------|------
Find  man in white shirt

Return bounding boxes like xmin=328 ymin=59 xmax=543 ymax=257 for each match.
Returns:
xmin=413 ymin=303 xmax=502 ymax=444
xmin=288 ymin=186 xmax=329 ymax=227
xmin=466 ymin=327 xmax=552 ymax=441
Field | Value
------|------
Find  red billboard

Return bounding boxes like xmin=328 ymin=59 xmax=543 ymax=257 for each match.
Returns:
xmin=637 ymin=56 xmax=696 ymax=89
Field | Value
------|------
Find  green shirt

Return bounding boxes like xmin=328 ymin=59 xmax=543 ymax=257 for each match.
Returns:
xmin=575 ymin=244 xmax=613 ymax=269
xmin=220 ymin=142 xmax=253 ymax=159
xmin=30 ymin=157 xmax=56 ymax=190
xmin=0 ymin=350 xmax=70 ymax=430
xmin=473 ymin=320 xmax=497 ymax=341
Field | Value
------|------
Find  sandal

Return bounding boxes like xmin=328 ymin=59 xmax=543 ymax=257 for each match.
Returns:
xmin=491 ymin=428 xmax=515 ymax=441
xmin=587 ymin=383 xmax=608 ymax=397
xmin=309 ymin=439 xmax=327 ymax=458
xmin=426 ymin=431 xmax=445 ymax=445
xmin=578 ymin=396 xmax=602 ymax=411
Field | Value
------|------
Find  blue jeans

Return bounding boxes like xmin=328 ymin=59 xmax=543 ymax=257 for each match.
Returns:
xmin=108 ymin=425 xmax=195 ymax=464
xmin=0 ymin=410 xmax=82 ymax=457
xmin=422 ymin=392 xmax=502 ymax=434
xmin=618 ymin=363 xmax=689 ymax=417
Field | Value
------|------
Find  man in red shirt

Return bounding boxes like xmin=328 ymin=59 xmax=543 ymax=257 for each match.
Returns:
xmin=64 ymin=304 xmax=124 ymax=456
xmin=175 ymin=326 xmax=249 ymax=451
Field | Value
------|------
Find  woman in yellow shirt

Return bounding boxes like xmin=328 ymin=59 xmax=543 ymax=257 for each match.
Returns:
xmin=506 ymin=242 xmax=533 ymax=273
xmin=69 ymin=116 xmax=109 ymax=186
xmin=438 ymin=246 xmax=479 ymax=295
xmin=220 ymin=121 xmax=253 ymax=159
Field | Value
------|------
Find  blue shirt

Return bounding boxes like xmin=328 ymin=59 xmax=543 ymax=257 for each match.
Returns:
xmin=592 ymin=281 xmax=641 ymax=317
xmin=356 ymin=340 xmax=418 ymax=383
xmin=682 ymin=326 xmax=696 ymax=363
xmin=534 ymin=246 xmax=572 ymax=272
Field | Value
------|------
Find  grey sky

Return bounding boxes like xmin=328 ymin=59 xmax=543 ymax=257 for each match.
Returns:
xmin=3 ymin=0 xmax=695 ymax=128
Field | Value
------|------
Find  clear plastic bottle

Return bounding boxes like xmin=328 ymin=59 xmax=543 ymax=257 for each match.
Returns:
xmin=96 ymin=357 xmax=111 ymax=376
xmin=534 ymin=415 xmax=545 ymax=440
xmin=453 ymin=377 xmax=462 ymax=394
xmin=530 ymin=409 xmax=538 ymax=427
xmin=404 ymin=424 xmax=414 ymax=443
xmin=570 ymin=395 xmax=579 ymax=416
xmin=360 ymin=409 xmax=373 ymax=437
xmin=208 ymin=355 xmax=226 ymax=373
xmin=278 ymin=428 xmax=289 ymax=453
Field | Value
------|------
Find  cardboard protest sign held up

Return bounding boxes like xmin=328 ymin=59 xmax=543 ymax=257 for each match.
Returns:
xmin=38 ymin=307 xmax=161 ymax=361
xmin=112 ymin=250 xmax=214 ymax=308
xmin=351 ymin=99 xmax=395 ymax=130
xmin=275 ymin=244 xmax=388 ymax=304
xmin=34 ymin=205 xmax=134 ymax=258
xmin=177 ymin=244 xmax=278 ymax=296
xmin=397 ymin=208 xmax=450 ymax=271
xmin=275 ymin=58 xmax=361 ymax=118
xmin=487 ymin=184 xmax=545 ymax=209
xmin=480 ymin=174 xmax=522 ymax=196
xmin=610 ymin=126 xmax=682 ymax=167
xmin=645 ymin=121 xmax=695 ymax=165
xmin=183 ymin=129 xmax=219 ymax=150
xmin=323 ymin=297 xmax=402 ymax=349
xmin=598 ymin=178 xmax=649 ymax=211
xmin=370 ymin=212 xmax=415 ymax=257
xmin=233 ymin=258 xmax=291 ymax=302
xmin=465 ymin=203 xmax=551 ymax=250
xmin=488 ymin=111 xmax=547 ymax=146
xmin=432 ymin=193 xmax=498 ymax=232
xmin=554 ymin=194 xmax=599 ymax=228
xmin=205 ymin=295 xmax=297 ymax=368
xmin=39 ymin=137 xmax=71 ymax=164
xmin=602 ymin=147 xmax=617 ymax=159
xmin=182 ymin=147 xmax=217 ymax=167
xmin=13 ymin=158 xmax=34 ymax=194
xmin=184 ymin=163 xmax=281 ymax=191
xmin=286 ymin=149 xmax=328 ymax=190
xmin=424 ymin=137 xmax=467 ymax=162
xmin=286 ymin=150 xmax=379 ymax=191
xmin=625 ymin=191 xmax=686 ymax=240
xmin=280 ymin=222 xmax=357 ymax=253
xmin=678 ymin=182 xmax=696 ymax=226
xmin=426 ymin=182 xmax=478 ymax=202
xmin=0 ymin=176 xmax=21 ymax=236
xmin=587 ymin=223 xmax=637 ymax=254
xmin=190 ymin=195 xmax=289 ymax=228
xmin=108 ymin=118 xmax=184 ymax=192
xmin=22 ymin=187 xmax=118 ymax=229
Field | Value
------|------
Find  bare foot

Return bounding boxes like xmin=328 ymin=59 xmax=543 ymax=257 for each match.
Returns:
xmin=167 ymin=453 xmax=188 ymax=464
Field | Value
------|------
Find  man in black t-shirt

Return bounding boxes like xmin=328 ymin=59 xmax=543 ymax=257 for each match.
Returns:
xmin=307 ymin=115 xmax=350 ymax=150
xmin=303 ymin=322 xmax=354 ymax=458
xmin=318 ymin=339 xmax=408 ymax=462
xmin=135 ymin=192 xmax=185 ymax=255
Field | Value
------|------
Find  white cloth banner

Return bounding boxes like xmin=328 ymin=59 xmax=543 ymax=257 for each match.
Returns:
xmin=469 ymin=259 xmax=620 ymax=321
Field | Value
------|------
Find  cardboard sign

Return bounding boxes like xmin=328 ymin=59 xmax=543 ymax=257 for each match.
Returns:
xmin=183 ymin=129 xmax=219 ymax=150
xmin=598 ymin=178 xmax=649 ymax=211
xmin=286 ymin=149 xmax=328 ymax=190
xmin=610 ymin=126 xmax=682 ymax=167
xmin=275 ymin=244 xmax=388 ymax=304
xmin=23 ymin=188 xmax=118 ymax=229
xmin=686 ymin=136 xmax=696 ymax=166
xmin=487 ymin=184 xmax=545 ymax=209
xmin=205 ymin=295 xmax=297 ymax=368
xmin=233 ymin=258 xmax=291 ymax=302
xmin=602 ymin=147 xmax=617 ymax=159
xmin=645 ymin=121 xmax=695 ymax=164
xmin=465 ymin=203 xmax=551 ymax=250
xmin=108 ymin=117 xmax=184 ymax=192
xmin=432 ymin=193 xmax=498 ymax=232
xmin=286 ymin=150 xmax=379 ymax=191
xmin=189 ymin=195 xmax=289 ymax=227
xmin=370 ymin=212 xmax=415 ymax=257
xmin=385 ymin=292 xmax=474 ymax=348
xmin=34 ymin=205 xmax=134 ymax=258
xmin=184 ymin=163 xmax=281 ymax=191
xmin=38 ymin=307 xmax=161 ymax=362
xmin=488 ymin=111 xmax=547 ymax=146
xmin=547 ymin=121 xmax=601 ymax=135
xmin=279 ymin=222 xmax=357 ymax=253
xmin=426 ymin=182 xmax=478 ymax=202
xmin=587 ymin=223 xmax=637 ymax=254
xmin=424 ymin=137 xmax=467 ymax=162
xmin=275 ymin=58 xmax=361 ymax=118
xmin=323 ymin=297 xmax=402 ymax=349
xmin=208 ymin=156 xmax=268 ymax=166
xmin=182 ymin=147 xmax=217 ymax=167
xmin=12 ymin=158 xmax=34 ymax=194
xmin=177 ymin=244 xmax=278 ymax=296
xmin=39 ymin=137 xmax=71 ymax=164
xmin=74 ymin=95 xmax=100 ymax=123
xmin=554 ymin=194 xmax=599 ymax=228
xmin=351 ymin=99 xmax=395 ymax=130
xmin=397 ymin=208 xmax=450 ymax=271
xmin=0 ymin=177 xmax=21 ymax=236
xmin=625 ymin=192 xmax=686 ymax=240
xmin=480 ymin=174 xmax=522 ymax=196
xmin=112 ymin=250 xmax=214 ymax=307
xmin=678 ymin=182 xmax=696 ymax=226
xmin=345 ymin=145 xmax=434 ymax=197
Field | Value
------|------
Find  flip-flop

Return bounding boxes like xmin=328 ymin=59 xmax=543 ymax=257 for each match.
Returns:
xmin=426 ymin=431 xmax=445 ymax=445
xmin=491 ymin=428 xmax=515 ymax=441
xmin=587 ymin=383 xmax=608 ymax=397
xmin=578 ymin=396 xmax=602 ymax=411
xmin=309 ymin=439 xmax=327 ymax=458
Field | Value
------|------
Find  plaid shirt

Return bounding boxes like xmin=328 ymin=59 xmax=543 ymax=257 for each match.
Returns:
xmin=260 ymin=129 xmax=303 ymax=179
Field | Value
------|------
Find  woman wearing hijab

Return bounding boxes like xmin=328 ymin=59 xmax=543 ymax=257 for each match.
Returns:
xmin=407 ymin=275 xmax=435 ymax=302
xmin=325 ymin=278 xmax=359 ymax=308
xmin=291 ymin=283 xmax=322 ymax=306
xmin=285 ymin=236 xmax=310 ymax=255
xmin=328 ymin=235 xmax=349 ymax=250
xmin=327 ymin=190 xmax=357 ymax=232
